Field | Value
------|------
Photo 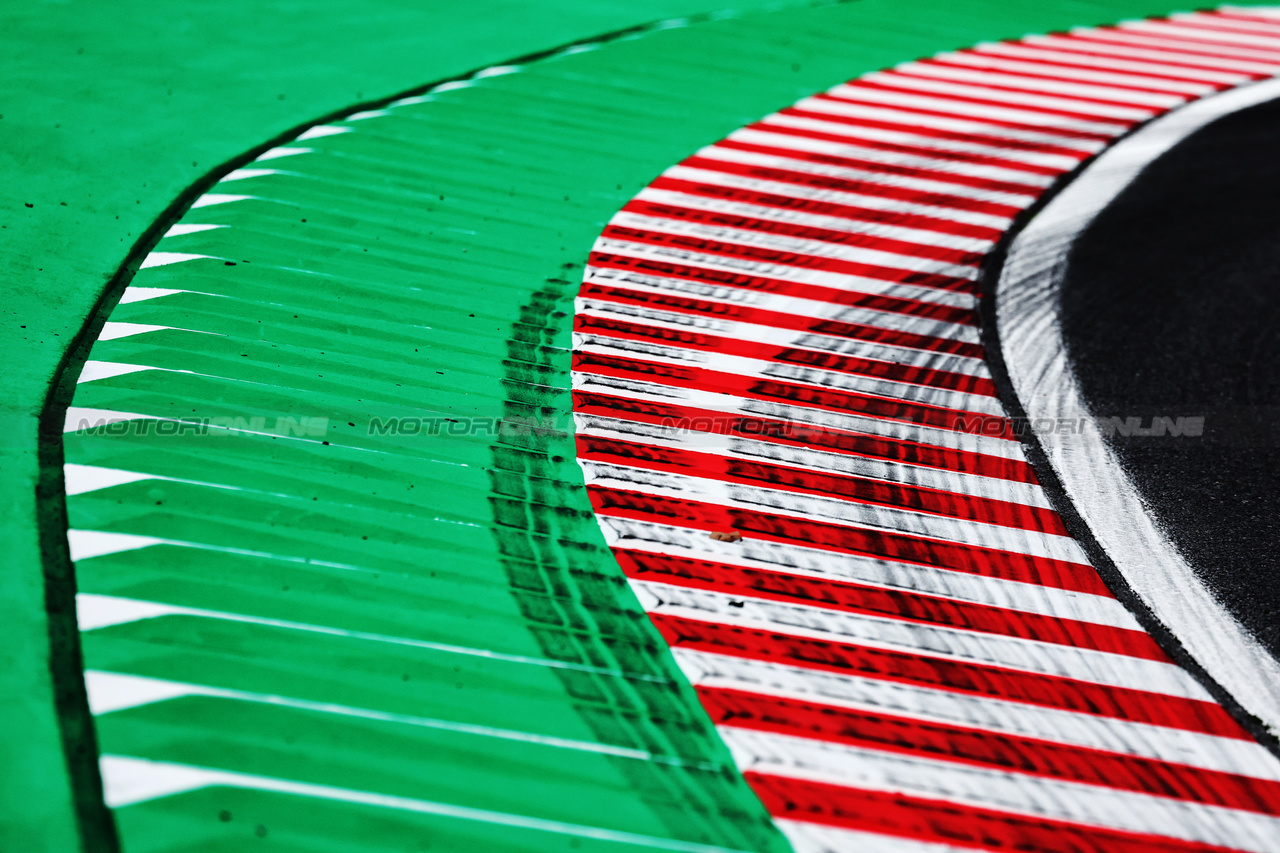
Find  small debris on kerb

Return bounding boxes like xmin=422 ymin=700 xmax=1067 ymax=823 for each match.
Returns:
xmin=709 ymin=531 xmax=742 ymax=543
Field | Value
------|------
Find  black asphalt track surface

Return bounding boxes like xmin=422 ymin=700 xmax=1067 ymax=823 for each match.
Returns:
xmin=1061 ymin=94 xmax=1280 ymax=658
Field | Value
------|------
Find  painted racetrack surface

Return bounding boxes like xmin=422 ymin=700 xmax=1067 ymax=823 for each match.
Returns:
xmin=569 ymin=8 xmax=1280 ymax=852
xmin=54 ymin=3 xmax=1280 ymax=853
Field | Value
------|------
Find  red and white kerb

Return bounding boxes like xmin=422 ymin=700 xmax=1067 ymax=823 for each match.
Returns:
xmin=571 ymin=8 xmax=1280 ymax=853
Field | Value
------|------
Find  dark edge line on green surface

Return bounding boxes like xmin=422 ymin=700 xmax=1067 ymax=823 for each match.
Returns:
xmin=36 ymin=5 xmax=873 ymax=849
xmin=976 ymin=78 xmax=1280 ymax=762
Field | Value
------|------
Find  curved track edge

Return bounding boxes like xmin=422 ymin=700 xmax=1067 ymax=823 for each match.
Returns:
xmin=994 ymin=71 xmax=1280 ymax=742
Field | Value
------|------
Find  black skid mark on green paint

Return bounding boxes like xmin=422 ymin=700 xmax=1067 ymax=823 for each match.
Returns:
xmin=487 ymin=275 xmax=788 ymax=853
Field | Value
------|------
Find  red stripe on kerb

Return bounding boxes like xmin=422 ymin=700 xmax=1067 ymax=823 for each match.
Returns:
xmin=924 ymin=53 xmax=1209 ymax=96
xmin=746 ymin=772 xmax=1254 ymax=853
xmin=1177 ymin=16 xmax=1280 ymax=37
xmin=813 ymin=91 xmax=1117 ymax=140
xmin=712 ymin=137 xmax=1047 ymax=195
xmin=846 ymin=77 xmax=1145 ymax=124
xmin=701 ymin=688 xmax=1280 ymax=815
xmin=1008 ymin=40 xmax=1274 ymax=81
xmin=572 ymin=392 xmax=1038 ymax=483
xmin=968 ymin=45 xmax=1240 ymax=87
xmin=579 ymin=436 xmax=1057 ymax=532
xmin=651 ymin=614 xmax=1243 ymax=736
xmin=574 ymin=316 xmax=990 ymax=393
xmin=601 ymin=225 xmax=977 ymax=293
xmin=617 ymin=551 xmax=1160 ymax=659
xmin=744 ymin=120 xmax=1066 ymax=178
xmin=589 ymin=244 xmax=979 ymax=319
xmin=588 ymin=487 xmax=1105 ymax=594
xmin=580 ymin=277 xmax=982 ymax=356
xmin=1138 ymin=19 xmax=1280 ymax=52
xmin=778 ymin=106 xmax=1094 ymax=159
xmin=983 ymin=43 xmax=1253 ymax=85
xmin=1215 ymin=10 xmax=1280 ymax=32
xmin=680 ymin=154 xmax=1025 ymax=219
xmin=649 ymin=176 xmax=1005 ymax=241
xmin=889 ymin=65 xmax=1180 ymax=109
xmin=573 ymin=352 xmax=1007 ymax=437
xmin=1077 ymin=28 xmax=1280 ymax=64
xmin=621 ymin=199 xmax=989 ymax=268
xmin=587 ymin=249 xmax=980 ymax=306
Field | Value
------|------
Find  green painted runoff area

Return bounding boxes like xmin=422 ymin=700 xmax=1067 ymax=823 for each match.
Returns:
xmin=0 ymin=3 xmax=827 ymax=849
xmin=7 ymin=1 xmax=1274 ymax=851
